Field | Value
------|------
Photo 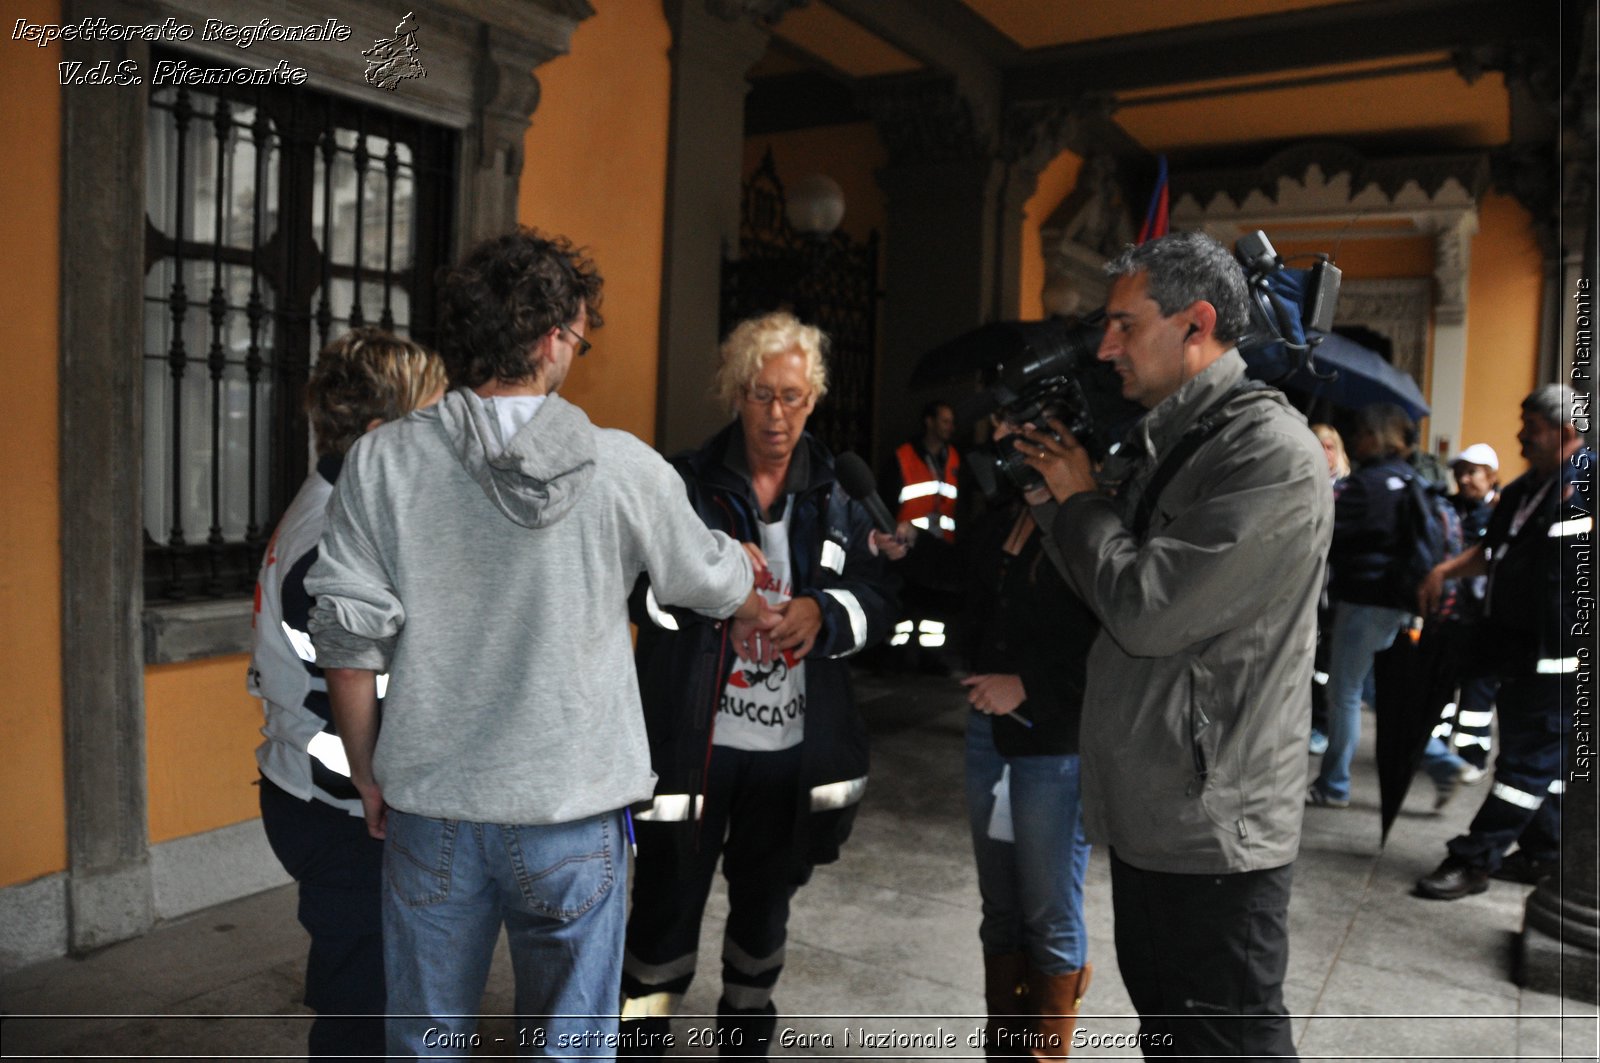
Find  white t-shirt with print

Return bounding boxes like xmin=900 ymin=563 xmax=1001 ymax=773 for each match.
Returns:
xmin=714 ymin=498 xmax=806 ymax=752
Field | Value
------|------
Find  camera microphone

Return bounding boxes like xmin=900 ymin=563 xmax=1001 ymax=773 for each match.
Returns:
xmin=835 ymin=451 xmax=898 ymax=535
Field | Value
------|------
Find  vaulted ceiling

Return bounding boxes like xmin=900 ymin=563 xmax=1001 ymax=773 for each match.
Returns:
xmin=748 ymin=0 xmax=1582 ymax=173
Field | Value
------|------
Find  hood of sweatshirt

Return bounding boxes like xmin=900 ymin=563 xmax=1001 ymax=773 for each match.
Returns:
xmin=435 ymin=387 xmax=596 ymax=528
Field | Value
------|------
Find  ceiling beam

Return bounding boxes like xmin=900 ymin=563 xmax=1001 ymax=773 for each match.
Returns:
xmin=822 ymin=0 xmax=1019 ymax=71
xmin=821 ymin=0 xmax=1015 ymax=132
xmin=1004 ymin=0 xmax=1558 ymax=104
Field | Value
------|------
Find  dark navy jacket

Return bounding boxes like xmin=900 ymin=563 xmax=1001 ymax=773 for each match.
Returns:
xmin=1482 ymin=447 xmax=1594 ymax=675
xmin=629 ymin=421 xmax=897 ymax=873
xmin=1329 ymin=454 xmax=1415 ymax=607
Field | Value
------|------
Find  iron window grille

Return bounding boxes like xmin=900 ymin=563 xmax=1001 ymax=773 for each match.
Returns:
xmin=142 ymin=63 xmax=455 ymax=602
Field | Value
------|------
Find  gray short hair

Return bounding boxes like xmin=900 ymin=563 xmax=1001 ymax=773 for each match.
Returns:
xmin=1522 ymin=383 xmax=1577 ymax=426
xmin=1103 ymin=231 xmax=1251 ymax=343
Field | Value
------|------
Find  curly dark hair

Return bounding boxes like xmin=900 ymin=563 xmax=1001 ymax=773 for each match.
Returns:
xmin=435 ymin=228 xmax=604 ymax=388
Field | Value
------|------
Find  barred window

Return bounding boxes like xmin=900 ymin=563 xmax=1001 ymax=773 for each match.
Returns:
xmin=142 ymin=68 xmax=455 ymax=601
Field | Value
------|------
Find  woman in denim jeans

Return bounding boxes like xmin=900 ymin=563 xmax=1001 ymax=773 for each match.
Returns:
xmin=959 ymin=419 xmax=1099 ymax=1058
xmin=1309 ymin=404 xmax=1467 ymax=808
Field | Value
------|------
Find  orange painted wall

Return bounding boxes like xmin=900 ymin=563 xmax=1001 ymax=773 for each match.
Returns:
xmin=145 ymin=657 xmax=263 ymax=844
xmin=742 ymin=123 xmax=889 ymax=246
xmin=1018 ymin=150 xmax=1084 ymax=319
xmin=1461 ymin=192 xmax=1543 ymax=476
xmin=519 ymin=0 xmax=672 ymax=441
xmin=1274 ymin=235 xmax=1436 ymax=280
xmin=0 ymin=0 xmax=67 ymax=888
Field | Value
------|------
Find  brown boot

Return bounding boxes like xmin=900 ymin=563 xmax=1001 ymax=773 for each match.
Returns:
xmin=983 ymin=952 xmax=1033 ymax=1060
xmin=1028 ymin=963 xmax=1091 ymax=1059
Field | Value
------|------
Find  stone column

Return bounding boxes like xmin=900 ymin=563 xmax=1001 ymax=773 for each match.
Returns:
xmin=654 ymin=0 xmax=787 ymax=454
xmin=1423 ymin=212 xmax=1477 ymax=455
xmin=1517 ymin=16 xmax=1598 ymax=1003
xmin=867 ymin=81 xmax=1005 ymax=461
xmin=1519 ymin=758 xmax=1599 ymax=1001
xmin=59 ymin=8 xmax=156 ymax=951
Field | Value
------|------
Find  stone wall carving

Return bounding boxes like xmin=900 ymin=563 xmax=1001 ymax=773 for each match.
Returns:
xmin=1038 ymin=152 xmax=1135 ymax=316
xmin=1336 ymin=279 xmax=1434 ymax=389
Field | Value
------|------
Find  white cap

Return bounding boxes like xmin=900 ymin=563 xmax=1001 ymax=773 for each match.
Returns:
xmin=1451 ymin=443 xmax=1499 ymax=470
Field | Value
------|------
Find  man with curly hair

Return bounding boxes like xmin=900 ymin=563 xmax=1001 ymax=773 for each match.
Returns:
xmin=306 ymin=229 xmax=773 ymax=1057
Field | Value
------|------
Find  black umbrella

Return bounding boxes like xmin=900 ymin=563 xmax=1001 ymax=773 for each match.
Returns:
xmin=1373 ymin=620 xmax=1463 ymax=843
xmin=1284 ymin=331 xmax=1431 ymax=419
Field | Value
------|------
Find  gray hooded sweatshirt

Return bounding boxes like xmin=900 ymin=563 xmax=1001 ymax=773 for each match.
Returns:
xmin=306 ymin=388 xmax=753 ymax=825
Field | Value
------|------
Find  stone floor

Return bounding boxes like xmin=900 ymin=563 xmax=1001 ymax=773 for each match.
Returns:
xmin=2 ymin=670 xmax=1596 ymax=1060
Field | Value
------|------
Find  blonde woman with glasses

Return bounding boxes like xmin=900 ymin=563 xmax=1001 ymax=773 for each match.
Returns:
xmin=620 ymin=311 xmax=901 ymax=1058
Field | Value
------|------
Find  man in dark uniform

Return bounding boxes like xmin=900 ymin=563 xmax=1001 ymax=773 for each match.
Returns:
xmin=1415 ymin=384 xmax=1593 ymax=899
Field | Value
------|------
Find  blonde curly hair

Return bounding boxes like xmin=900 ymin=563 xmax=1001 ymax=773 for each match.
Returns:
xmin=307 ymin=327 xmax=448 ymax=458
xmin=713 ymin=311 xmax=829 ymax=416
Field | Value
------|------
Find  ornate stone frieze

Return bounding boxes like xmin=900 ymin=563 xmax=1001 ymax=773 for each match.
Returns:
xmin=1171 ymin=143 xmax=1489 ymax=218
xmin=1336 ymin=279 xmax=1433 ymax=386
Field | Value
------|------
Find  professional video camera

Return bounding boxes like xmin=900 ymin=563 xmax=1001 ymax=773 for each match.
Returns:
xmin=950 ymin=230 xmax=1341 ymax=499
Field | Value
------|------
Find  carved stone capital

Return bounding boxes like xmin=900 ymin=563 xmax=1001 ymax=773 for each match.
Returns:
xmin=1491 ymin=144 xmax=1561 ymax=256
xmin=474 ymin=28 xmax=555 ymax=169
xmin=1560 ymin=7 xmax=1598 ymax=260
xmin=866 ymin=78 xmax=994 ymax=168
xmin=1452 ymin=40 xmax=1562 ymax=119
xmin=1426 ymin=214 xmax=1480 ymax=326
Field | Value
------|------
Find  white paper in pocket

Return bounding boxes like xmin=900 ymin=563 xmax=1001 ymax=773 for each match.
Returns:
xmin=987 ymin=765 xmax=1015 ymax=842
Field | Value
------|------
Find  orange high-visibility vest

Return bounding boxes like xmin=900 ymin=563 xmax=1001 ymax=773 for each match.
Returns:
xmin=894 ymin=442 xmax=959 ymax=543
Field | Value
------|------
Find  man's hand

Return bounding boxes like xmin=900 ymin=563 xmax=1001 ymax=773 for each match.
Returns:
xmin=871 ymin=529 xmax=910 ymax=561
xmin=1417 ymin=565 xmax=1447 ymax=617
xmin=770 ymin=595 xmax=823 ymax=659
xmin=962 ymin=673 xmax=1026 ymax=716
xmin=325 ymin=667 xmax=385 ymax=839
xmin=1417 ymin=544 xmax=1487 ymax=616
xmin=731 ymin=604 xmax=782 ymax=663
xmin=354 ymin=777 xmax=389 ymax=839
xmin=1016 ymin=418 xmax=1097 ymax=503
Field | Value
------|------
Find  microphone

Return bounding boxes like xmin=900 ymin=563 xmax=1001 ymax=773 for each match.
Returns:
xmin=834 ymin=451 xmax=897 ymax=535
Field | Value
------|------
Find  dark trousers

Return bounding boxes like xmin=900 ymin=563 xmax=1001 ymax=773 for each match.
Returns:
xmin=1448 ymin=674 xmax=1565 ymax=870
xmin=623 ymin=745 xmax=805 ymax=1056
xmin=1110 ymin=854 xmax=1297 ymax=1061
xmin=258 ymin=776 xmax=386 ymax=1061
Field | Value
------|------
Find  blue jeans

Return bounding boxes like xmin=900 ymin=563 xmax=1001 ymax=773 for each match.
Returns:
xmin=964 ymin=713 xmax=1091 ymax=974
xmin=1419 ymin=736 xmax=1467 ymax=787
xmin=1314 ymin=602 xmax=1409 ymax=801
xmin=383 ymin=808 xmax=627 ymax=1059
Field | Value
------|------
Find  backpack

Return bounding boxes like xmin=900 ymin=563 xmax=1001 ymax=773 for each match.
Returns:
xmin=1388 ymin=472 xmax=1461 ymax=613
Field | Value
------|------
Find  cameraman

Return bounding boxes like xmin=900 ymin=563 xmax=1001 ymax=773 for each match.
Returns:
xmin=1016 ymin=231 xmax=1333 ymax=1059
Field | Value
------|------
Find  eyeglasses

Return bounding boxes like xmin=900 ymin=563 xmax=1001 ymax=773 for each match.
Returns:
xmin=743 ymin=386 xmax=811 ymax=410
xmin=559 ymin=323 xmax=592 ymax=358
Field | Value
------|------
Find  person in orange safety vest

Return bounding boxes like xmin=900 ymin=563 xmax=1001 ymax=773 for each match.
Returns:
xmin=881 ymin=400 xmax=961 ymax=670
